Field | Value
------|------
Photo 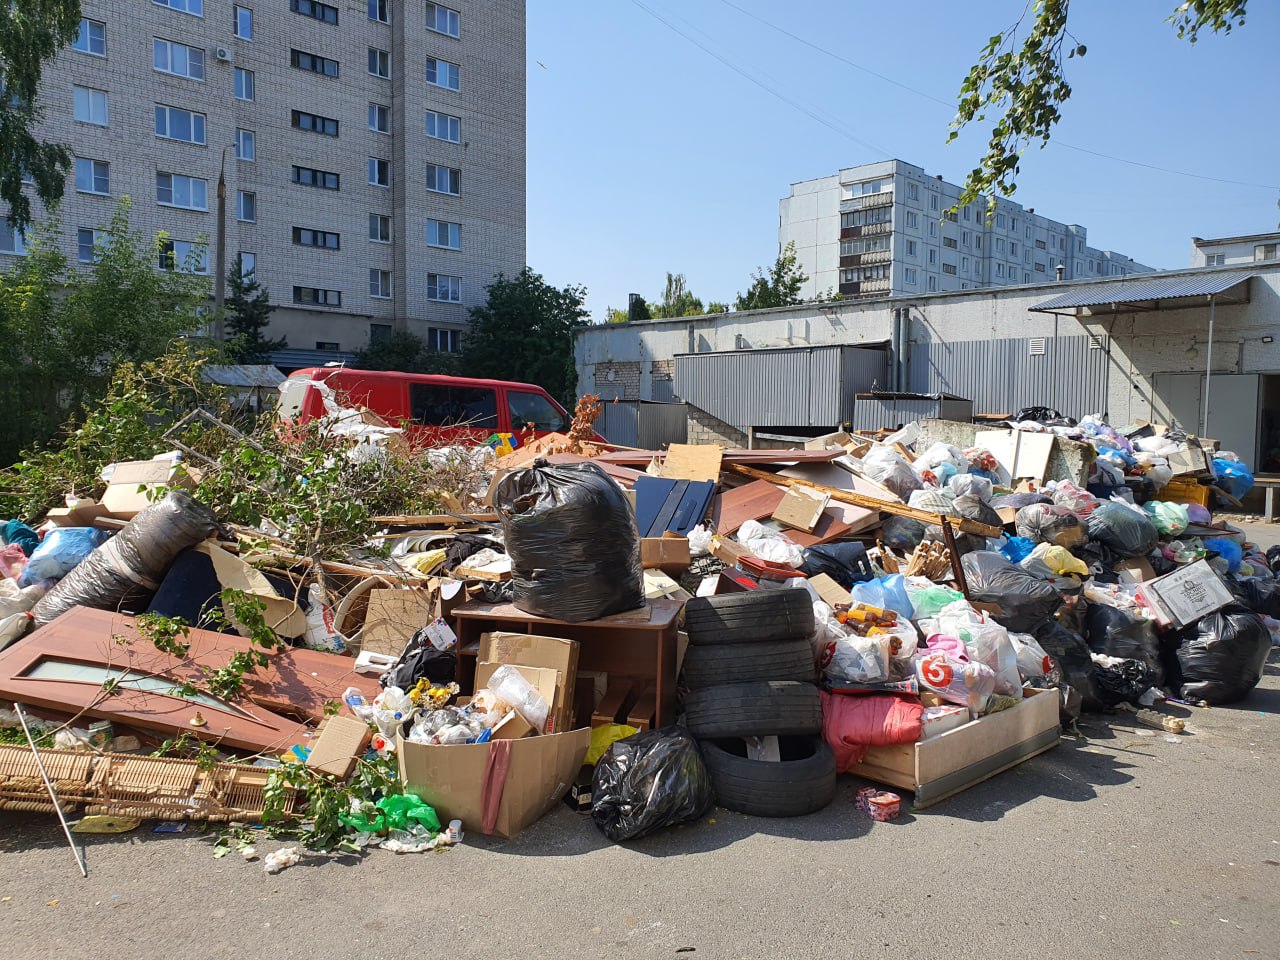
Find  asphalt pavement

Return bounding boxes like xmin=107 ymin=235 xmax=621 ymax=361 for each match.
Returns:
xmin=2 ymin=521 xmax=1278 ymax=960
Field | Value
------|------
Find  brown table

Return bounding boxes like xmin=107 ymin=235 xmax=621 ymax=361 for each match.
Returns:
xmin=452 ymin=600 xmax=684 ymax=729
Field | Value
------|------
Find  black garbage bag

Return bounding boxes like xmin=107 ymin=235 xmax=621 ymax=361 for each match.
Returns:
xmin=928 ymin=493 xmax=1002 ymax=556
xmin=1084 ymin=604 xmax=1164 ymax=687
xmin=1267 ymin=545 xmax=1280 ymax=575
xmin=881 ymin=514 xmax=927 ymax=551
xmin=32 ymin=491 xmax=220 ymax=627
xmin=1172 ymin=604 xmax=1271 ymax=705
xmin=800 ymin=542 xmax=873 ymax=588
xmin=1084 ymin=502 xmax=1158 ymax=558
xmin=495 ymin=461 xmax=644 ymax=622
xmin=591 ymin=726 xmax=714 ymax=842
xmin=1015 ymin=503 xmax=1084 ymax=547
xmin=1014 ymin=406 xmax=1072 ymax=425
xmin=1091 ymin=654 xmax=1155 ymax=707
xmin=1033 ymin=621 xmax=1099 ymax=718
xmin=381 ymin=626 xmax=457 ymax=690
xmin=961 ymin=551 xmax=1063 ymax=632
xmin=991 ymin=492 xmax=1052 ymax=512
xmin=1227 ymin=576 xmax=1280 ymax=619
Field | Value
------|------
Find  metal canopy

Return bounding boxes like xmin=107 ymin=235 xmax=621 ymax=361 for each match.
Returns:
xmin=1030 ymin=270 xmax=1254 ymax=314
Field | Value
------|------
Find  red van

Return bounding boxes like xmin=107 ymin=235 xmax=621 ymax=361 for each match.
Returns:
xmin=279 ymin=368 xmax=579 ymax=446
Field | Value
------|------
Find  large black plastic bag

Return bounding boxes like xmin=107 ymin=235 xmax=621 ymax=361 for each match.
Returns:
xmin=961 ymin=551 xmax=1063 ymax=632
xmin=1085 ymin=502 xmax=1158 ymax=558
xmin=1092 ymin=655 xmax=1155 ymax=707
xmin=1033 ymin=621 xmax=1098 ymax=718
xmin=800 ymin=542 xmax=873 ymax=588
xmin=1015 ymin=503 xmax=1084 ymax=546
xmin=1172 ymin=604 xmax=1271 ymax=705
xmin=495 ymin=461 xmax=644 ymax=623
xmin=1227 ymin=577 xmax=1280 ymax=619
xmin=32 ymin=492 xmax=220 ymax=626
xmin=1084 ymin=604 xmax=1164 ymax=687
xmin=591 ymin=726 xmax=714 ymax=842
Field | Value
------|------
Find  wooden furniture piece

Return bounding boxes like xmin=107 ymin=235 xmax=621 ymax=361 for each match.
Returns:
xmin=1254 ymin=474 xmax=1280 ymax=519
xmin=452 ymin=599 xmax=683 ymax=729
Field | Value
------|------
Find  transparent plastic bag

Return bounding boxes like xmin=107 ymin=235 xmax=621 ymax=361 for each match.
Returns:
xmin=18 ymin=528 xmax=109 ymax=586
xmin=928 ymin=601 xmax=1021 ymax=698
xmin=486 ymin=664 xmax=549 ymax=733
xmin=949 ymin=473 xmax=993 ymax=502
xmin=914 ymin=653 xmax=996 ymax=718
xmin=1143 ymin=500 xmax=1189 ymax=536
xmin=850 ymin=574 xmax=913 ymax=619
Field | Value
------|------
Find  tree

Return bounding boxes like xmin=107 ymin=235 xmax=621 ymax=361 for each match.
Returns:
xmin=734 ymin=242 xmax=808 ymax=311
xmin=353 ymin=330 xmax=461 ymax=374
xmin=649 ymin=272 xmax=705 ymax=319
xmin=951 ymin=0 xmax=1248 ymax=211
xmin=464 ymin=268 xmax=588 ymax=405
xmin=224 ymin=255 xmax=285 ymax=364
xmin=0 ymin=1 xmax=83 ymax=230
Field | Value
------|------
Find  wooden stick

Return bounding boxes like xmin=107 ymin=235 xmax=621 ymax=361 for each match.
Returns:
xmin=15 ymin=703 xmax=87 ymax=879
xmin=722 ymin=462 xmax=1003 ymax=539
xmin=940 ymin=522 xmax=969 ymax=597
xmin=369 ymin=513 xmax=499 ymax=525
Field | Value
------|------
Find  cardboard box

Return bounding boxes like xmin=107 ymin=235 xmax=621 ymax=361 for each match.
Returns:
xmin=1166 ymin=441 xmax=1213 ymax=478
xmin=1137 ymin=558 xmax=1234 ymax=628
xmin=479 ymin=632 xmax=579 ymax=733
xmin=46 ymin=498 xmax=110 ymax=527
xmin=1115 ymin=557 xmax=1156 ymax=585
xmin=361 ymin=588 xmax=436 ymax=657
xmin=100 ymin=459 xmax=199 ymax=520
xmin=306 ymin=715 xmax=372 ymax=779
xmin=640 ymin=534 xmax=691 ymax=576
xmin=805 ymin=430 xmax=851 ymax=451
xmin=397 ymin=726 xmax=591 ymax=839
xmin=475 ymin=661 xmax=561 ymax=735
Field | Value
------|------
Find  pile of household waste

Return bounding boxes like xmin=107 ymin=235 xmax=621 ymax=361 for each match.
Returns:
xmin=0 ymin=389 xmax=1275 ymax=864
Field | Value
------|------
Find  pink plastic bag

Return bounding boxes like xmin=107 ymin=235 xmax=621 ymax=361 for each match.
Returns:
xmin=0 ymin=544 xmax=26 ymax=580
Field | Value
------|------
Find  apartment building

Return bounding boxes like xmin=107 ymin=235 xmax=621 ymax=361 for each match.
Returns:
xmin=0 ymin=0 xmax=526 ymax=359
xmin=779 ymin=159 xmax=1154 ymax=301
xmin=1191 ymin=231 xmax=1280 ymax=267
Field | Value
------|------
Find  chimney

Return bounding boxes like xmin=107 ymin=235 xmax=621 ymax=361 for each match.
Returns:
xmin=1055 ymin=264 xmax=1065 ymax=281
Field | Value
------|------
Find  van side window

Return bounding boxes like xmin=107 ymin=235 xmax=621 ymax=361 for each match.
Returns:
xmin=507 ymin=391 xmax=565 ymax=432
xmin=410 ymin=384 xmax=498 ymax=428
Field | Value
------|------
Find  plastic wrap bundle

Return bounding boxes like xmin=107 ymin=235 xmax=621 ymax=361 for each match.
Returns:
xmin=591 ymin=726 xmax=714 ymax=842
xmin=991 ymin=492 xmax=1052 ymax=512
xmin=1015 ymin=503 xmax=1084 ymax=547
xmin=495 ymin=461 xmax=644 ymax=622
xmin=1171 ymin=604 xmax=1271 ymax=705
xmin=908 ymin=487 xmax=954 ymax=515
xmin=860 ymin=446 xmax=921 ymax=500
xmin=960 ymin=551 xmax=1062 ymax=633
xmin=1085 ymin=502 xmax=1158 ymax=558
xmin=1083 ymin=604 xmax=1163 ymax=687
xmin=31 ymin=492 xmax=219 ymax=627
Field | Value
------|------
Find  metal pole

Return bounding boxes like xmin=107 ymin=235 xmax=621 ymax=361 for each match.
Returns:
xmin=213 ymin=147 xmax=228 ymax=341
xmin=1201 ymin=295 xmax=1216 ymax=435
xmin=14 ymin=703 xmax=87 ymax=878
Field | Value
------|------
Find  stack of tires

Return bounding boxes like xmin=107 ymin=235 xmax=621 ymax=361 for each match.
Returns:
xmin=681 ymin=590 xmax=837 ymax=818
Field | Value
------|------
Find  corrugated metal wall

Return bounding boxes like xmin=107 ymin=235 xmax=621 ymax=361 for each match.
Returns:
xmin=598 ymin=402 xmax=688 ymax=448
xmin=851 ymin=396 xmax=974 ymax=432
xmin=908 ymin=334 xmax=1109 ymax=418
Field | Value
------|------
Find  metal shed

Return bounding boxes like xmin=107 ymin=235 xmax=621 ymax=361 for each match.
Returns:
xmin=852 ymin=392 xmax=973 ymax=432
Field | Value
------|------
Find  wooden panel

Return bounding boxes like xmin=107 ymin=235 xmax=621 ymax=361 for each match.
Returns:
xmin=711 ymin=479 xmax=854 ymax=546
xmin=660 ymin=444 xmax=723 ymax=483
xmin=914 ymin=687 xmax=1058 ymax=786
xmin=592 ymin=449 xmax=843 ymax=467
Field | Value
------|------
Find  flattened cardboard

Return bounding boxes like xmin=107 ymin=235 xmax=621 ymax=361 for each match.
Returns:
xmin=660 ymin=443 xmax=723 ymax=484
xmin=46 ymin=498 xmax=110 ymax=527
xmin=808 ymin=573 xmax=852 ymax=608
xmin=397 ymin=726 xmax=591 ymax=839
xmin=1115 ymin=557 xmax=1156 ymax=585
xmin=100 ymin=460 xmax=199 ymax=520
xmin=771 ymin=486 xmax=830 ymax=533
xmin=478 ymin=632 xmax=579 ymax=733
xmin=643 ymin=569 xmax=693 ymax=603
xmin=362 ymin=588 xmax=436 ymax=657
xmin=196 ymin=541 xmax=306 ymax=639
xmin=305 ymin=715 xmax=372 ymax=779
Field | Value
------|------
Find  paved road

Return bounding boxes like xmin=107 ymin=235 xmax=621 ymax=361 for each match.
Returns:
xmin=3 ymin=521 xmax=1277 ymax=959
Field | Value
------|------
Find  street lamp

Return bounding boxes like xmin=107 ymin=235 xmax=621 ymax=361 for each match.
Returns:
xmin=212 ymin=144 xmax=232 ymax=340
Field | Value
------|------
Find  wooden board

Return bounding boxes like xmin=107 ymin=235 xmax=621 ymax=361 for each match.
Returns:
xmin=362 ymin=588 xmax=436 ymax=657
xmin=591 ymin=449 xmax=843 ymax=466
xmin=975 ymin=429 xmax=1055 ymax=485
xmin=660 ymin=443 xmax=723 ymax=483
xmin=771 ymin=486 xmax=829 ymax=533
xmin=808 ymin=573 xmax=851 ymax=608
xmin=634 ymin=476 xmax=716 ymax=537
xmin=710 ymin=479 xmax=853 ymax=547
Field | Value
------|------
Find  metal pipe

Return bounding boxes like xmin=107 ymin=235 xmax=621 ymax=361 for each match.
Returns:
xmin=1202 ymin=295 xmax=1216 ymax=435
xmin=213 ymin=146 xmax=228 ymax=340
xmin=14 ymin=703 xmax=87 ymax=878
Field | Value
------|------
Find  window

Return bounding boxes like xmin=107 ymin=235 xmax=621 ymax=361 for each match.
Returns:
xmin=1076 ymin=239 xmax=1084 ymax=253
xmin=368 ymin=103 xmax=390 ymax=133
xmin=427 ymin=327 xmax=461 ymax=352
xmin=72 ymin=18 xmax=106 ymax=56
xmin=1035 ymin=238 xmax=1046 ymax=249
xmin=291 ymin=49 xmax=339 ymax=78
xmin=906 ymin=182 xmax=919 ymax=201
xmin=294 ymin=286 xmax=342 ymax=306
xmin=426 ymin=163 xmax=461 ymax=195
xmin=155 ymin=104 xmax=206 ymax=144
xmin=74 ymin=86 xmax=109 ymax=125
xmin=76 ymin=228 xmax=104 ymax=263
xmin=1205 ymin=253 xmax=1225 ymax=266
xmin=158 ymin=239 xmax=209 ymax=273
xmin=1024 ymin=272 xmax=1031 ymax=283
xmin=368 ymin=47 xmax=391 ymax=78
xmin=292 ymin=110 xmax=339 ymax=137
xmin=943 ymin=263 xmax=958 ymax=276
xmin=369 ymin=269 xmax=392 ymax=298
xmin=927 ymin=249 xmax=937 ymax=266
xmin=234 ymin=68 xmax=254 ymax=100
xmin=236 ymin=128 xmax=255 ymax=161
xmin=234 ymin=5 xmax=253 ymax=38
xmin=316 ymin=341 xmax=340 ymax=351
xmin=154 ymin=39 xmax=204 ymax=79
xmin=426 ymin=273 xmax=461 ymax=303
xmin=156 ymin=171 xmax=208 ymax=210
xmin=368 ymin=0 xmax=389 ymax=23
xmin=905 ymin=211 xmax=918 ymax=229
xmin=290 ymin=0 xmax=338 ymax=25
xmin=153 ymin=0 xmax=203 ymax=16
xmin=906 ymin=240 xmax=917 ymax=256
xmin=1058 ymin=237 xmax=1066 ymax=250
xmin=369 ymin=214 xmax=391 ymax=243
xmin=426 ymin=2 xmax=460 ymax=37
xmin=292 ymin=165 xmax=340 ymax=190
xmin=996 ymin=213 xmax=1006 ymax=228
xmin=962 ymin=205 xmax=971 ymax=221
xmin=1254 ymin=244 xmax=1278 ymax=261
xmin=1035 ymin=261 xmax=1046 ymax=272
xmin=928 ymin=221 xmax=937 ymax=238
xmin=1010 ymin=241 xmax=1019 ymax=256
xmin=75 ymin=158 xmax=109 ymax=195
xmin=1025 ymin=250 xmax=1032 ymax=263
xmin=239 ymin=251 xmax=255 ymax=281
xmin=927 ymin=276 xmax=937 ymax=292
xmin=0 ymin=224 xmax=27 ymax=255
xmin=975 ymin=235 xmax=982 ymax=250
xmin=961 ymin=257 xmax=969 ymax=271
xmin=237 ymin=190 xmax=256 ymax=222
xmin=994 ymin=263 xmax=1004 ymax=277
xmin=943 ymin=236 xmax=957 ymax=249
xmin=426 ymin=57 xmax=460 ymax=91
xmin=368 ymin=157 xmax=390 ymax=187
xmin=410 ymin=385 xmax=497 ymax=427
xmin=292 ymin=226 xmax=340 ymax=250
xmin=929 ymin=193 xmax=938 ymax=211
xmin=1011 ymin=218 xmax=1018 ymax=232
xmin=507 ymin=391 xmax=566 ymax=432
xmin=426 ymin=219 xmax=460 ymax=249
xmin=426 ymin=110 xmax=461 ymax=143
xmin=370 ymin=323 xmax=392 ymax=343
xmin=904 ymin=268 xmax=917 ymax=284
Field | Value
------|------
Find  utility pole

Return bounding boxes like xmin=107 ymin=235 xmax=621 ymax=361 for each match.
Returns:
xmin=213 ymin=145 xmax=229 ymax=341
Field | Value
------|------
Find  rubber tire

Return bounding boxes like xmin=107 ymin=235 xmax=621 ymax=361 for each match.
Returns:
xmin=682 ymin=637 xmax=817 ymax=689
xmin=701 ymin=736 xmax=837 ymax=818
xmin=684 ymin=680 xmax=822 ymax=739
xmin=684 ymin=590 xmax=815 ymax=646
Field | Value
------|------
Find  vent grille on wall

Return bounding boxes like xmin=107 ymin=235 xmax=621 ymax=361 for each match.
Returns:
xmin=1029 ymin=337 xmax=1047 ymax=356
xmin=1088 ymin=335 xmax=1103 ymax=349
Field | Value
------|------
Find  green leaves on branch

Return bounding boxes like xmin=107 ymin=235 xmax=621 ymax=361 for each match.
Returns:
xmin=1169 ymin=1 xmax=1247 ymax=42
xmin=735 ymin=242 xmax=808 ymax=311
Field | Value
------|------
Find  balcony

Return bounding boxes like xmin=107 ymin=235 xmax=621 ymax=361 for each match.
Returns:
xmin=861 ymin=249 xmax=892 ymax=265
xmin=861 ymin=221 xmax=893 ymax=237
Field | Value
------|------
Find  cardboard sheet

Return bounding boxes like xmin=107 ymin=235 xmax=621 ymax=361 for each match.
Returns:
xmin=660 ymin=443 xmax=723 ymax=483
xmin=361 ymin=588 xmax=436 ymax=657
xmin=974 ymin=429 xmax=1055 ymax=484
xmin=196 ymin=541 xmax=306 ymax=639
xmin=771 ymin=486 xmax=829 ymax=533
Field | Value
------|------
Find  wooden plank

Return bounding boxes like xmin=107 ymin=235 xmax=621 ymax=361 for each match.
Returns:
xmin=660 ymin=443 xmax=723 ymax=483
xmin=592 ymin=677 xmax=637 ymax=726
xmin=808 ymin=573 xmax=851 ymax=608
xmin=591 ymin=449 xmax=842 ymax=467
xmin=914 ymin=688 xmax=1058 ymax=786
xmin=711 ymin=480 xmax=782 ymax=535
xmin=771 ymin=486 xmax=829 ymax=533
xmin=626 ymin=683 xmax=658 ymax=732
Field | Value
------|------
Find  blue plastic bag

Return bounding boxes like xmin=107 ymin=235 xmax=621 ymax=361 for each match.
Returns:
xmin=850 ymin=574 xmax=913 ymax=619
xmin=1204 ymin=537 xmax=1243 ymax=574
xmin=1213 ymin=458 xmax=1254 ymax=499
xmin=999 ymin=536 xmax=1035 ymax=564
xmin=18 ymin=528 xmax=109 ymax=586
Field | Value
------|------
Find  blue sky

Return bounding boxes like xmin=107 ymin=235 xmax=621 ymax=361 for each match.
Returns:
xmin=525 ymin=0 xmax=1279 ymax=321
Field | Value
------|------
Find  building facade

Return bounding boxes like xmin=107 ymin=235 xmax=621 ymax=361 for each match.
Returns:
xmin=779 ymin=159 xmax=1154 ymax=302
xmin=0 ymin=0 xmax=526 ymax=359
xmin=1191 ymin=232 xmax=1280 ymax=267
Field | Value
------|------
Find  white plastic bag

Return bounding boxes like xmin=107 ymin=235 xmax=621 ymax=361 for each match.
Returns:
xmin=1009 ymin=633 xmax=1054 ymax=681
xmin=687 ymin=524 xmax=713 ymax=557
xmin=949 ymin=473 xmax=993 ymax=502
xmin=737 ymin=519 xmax=804 ymax=568
xmin=303 ymin=583 xmax=347 ymax=653
xmin=928 ymin=601 xmax=1021 ymax=699
xmin=487 ymin=664 xmax=549 ymax=733
xmin=824 ymin=634 xmax=890 ymax=683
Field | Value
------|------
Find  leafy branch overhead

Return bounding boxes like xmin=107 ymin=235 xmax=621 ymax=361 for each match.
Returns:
xmin=950 ymin=0 xmax=1249 ymax=212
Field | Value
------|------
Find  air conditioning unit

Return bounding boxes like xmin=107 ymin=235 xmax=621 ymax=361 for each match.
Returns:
xmin=215 ymin=47 xmax=233 ymax=63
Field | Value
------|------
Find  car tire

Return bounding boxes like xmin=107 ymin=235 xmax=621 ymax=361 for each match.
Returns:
xmin=700 ymin=736 xmax=837 ymax=818
xmin=684 ymin=680 xmax=822 ymax=739
xmin=682 ymin=637 xmax=817 ymax=689
xmin=684 ymin=590 xmax=815 ymax=646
